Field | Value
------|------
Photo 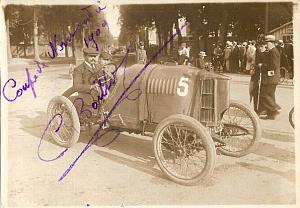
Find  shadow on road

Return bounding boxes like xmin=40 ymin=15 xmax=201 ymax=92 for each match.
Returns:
xmin=16 ymin=110 xmax=97 ymax=147
xmin=237 ymin=162 xmax=295 ymax=184
xmin=255 ymin=142 xmax=295 ymax=164
xmin=93 ymin=133 xmax=165 ymax=180
xmin=16 ymin=111 xmax=58 ymax=146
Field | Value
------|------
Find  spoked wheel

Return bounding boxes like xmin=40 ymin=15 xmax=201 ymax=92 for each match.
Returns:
xmin=153 ymin=114 xmax=216 ymax=186
xmin=47 ymin=96 xmax=80 ymax=147
xmin=289 ymin=107 xmax=294 ymax=128
xmin=217 ymin=100 xmax=261 ymax=157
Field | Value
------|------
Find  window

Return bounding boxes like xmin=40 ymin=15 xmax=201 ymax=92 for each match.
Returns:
xmin=283 ymin=35 xmax=293 ymax=43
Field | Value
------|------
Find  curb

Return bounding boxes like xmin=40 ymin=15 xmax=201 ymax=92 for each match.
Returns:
xmin=262 ymin=129 xmax=294 ymax=140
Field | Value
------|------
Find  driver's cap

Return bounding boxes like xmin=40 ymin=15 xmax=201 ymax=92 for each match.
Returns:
xmin=83 ymin=47 xmax=99 ymax=55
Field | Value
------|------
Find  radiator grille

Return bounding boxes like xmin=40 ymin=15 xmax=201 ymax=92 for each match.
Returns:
xmin=199 ymin=79 xmax=215 ymax=124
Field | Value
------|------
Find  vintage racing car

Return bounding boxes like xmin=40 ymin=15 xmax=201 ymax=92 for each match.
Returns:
xmin=47 ymin=62 xmax=261 ymax=186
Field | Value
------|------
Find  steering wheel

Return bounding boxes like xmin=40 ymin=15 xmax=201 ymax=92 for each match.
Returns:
xmin=63 ymin=62 xmax=119 ymax=99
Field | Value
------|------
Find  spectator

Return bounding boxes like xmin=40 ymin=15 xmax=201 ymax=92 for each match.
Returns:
xmin=178 ymin=42 xmax=190 ymax=65
xmin=239 ymin=42 xmax=247 ymax=72
xmin=211 ymin=43 xmax=216 ymax=66
xmin=276 ymin=40 xmax=290 ymax=74
xmin=230 ymin=41 xmax=239 ymax=73
xmin=250 ymin=43 xmax=267 ymax=113
xmin=284 ymin=40 xmax=294 ymax=78
xmin=213 ymin=43 xmax=223 ymax=72
xmin=195 ymin=51 xmax=207 ymax=69
xmin=136 ymin=42 xmax=147 ymax=64
xmin=246 ymin=40 xmax=256 ymax=73
xmin=224 ymin=41 xmax=232 ymax=72
xmin=258 ymin=35 xmax=281 ymax=120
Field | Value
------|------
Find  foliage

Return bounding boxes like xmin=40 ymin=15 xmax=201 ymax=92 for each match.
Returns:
xmin=118 ymin=2 xmax=293 ymax=51
xmin=5 ymin=5 xmax=114 ymax=51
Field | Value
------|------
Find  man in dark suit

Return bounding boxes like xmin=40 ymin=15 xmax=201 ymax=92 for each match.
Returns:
xmin=258 ymin=35 xmax=281 ymax=120
xmin=73 ymin=48 xmax=102 ymax=102
xmin=229 ymin=41 xmax=240 ymax=73
xmin=72 ymin=48 xmax=113 ymax=122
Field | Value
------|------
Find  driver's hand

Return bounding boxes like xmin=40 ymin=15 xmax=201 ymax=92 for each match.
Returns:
xmin=90 ymin=84 xmax=100 ymax=93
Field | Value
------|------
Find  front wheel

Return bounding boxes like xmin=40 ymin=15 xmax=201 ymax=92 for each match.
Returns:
xmin=153 ymin=114 xmax=216 ymax=186
xmin=217 ymin=100 xmax=262 ymax=157
xmin=47 ymin=96 xmax=80 ymax=147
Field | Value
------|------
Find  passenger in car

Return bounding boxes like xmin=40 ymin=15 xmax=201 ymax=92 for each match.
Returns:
xmin=194 ymin=51 xmax=207 ymax=69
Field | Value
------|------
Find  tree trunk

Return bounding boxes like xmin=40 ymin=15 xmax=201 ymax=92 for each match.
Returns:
xmin=163 ymin=25 xmax=168 ymax=55
xmin=63 ymin=28 xmax=69 ymax=58
xmin=169 ymin=26 xmax=174 ymax=55
xmin=145 ymin=27 xmax=149 ymax=49
xmin=157 ymin=25 xmax=162 ymax=48
xmin=174 ymin=19 xmax=182 ymax=46
xmin=6 ymin=18 xmax=12 ymax=59
xmin=264 ymin=3 xmax=269 ymax=34
xmin=82 ymin=27 xmax=86 ymax=48
xmin=193 ymin=21 xmax=200 ymax=57
xmin=33 ymin=8 xmax=41 ymax=61
xmin=68 ymin=26 xmax=75 ymax=60
xmin=135 ymin=32 xmax=139 ymax=51
xmin=24 ymin=44 xmax=27 ymax=57
xmin=219 ymin=5 xmax=228 ymax=43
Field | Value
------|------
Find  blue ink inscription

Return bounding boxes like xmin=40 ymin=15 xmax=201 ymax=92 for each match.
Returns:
xmin=2 ymin=61 xmax=47 ymax=102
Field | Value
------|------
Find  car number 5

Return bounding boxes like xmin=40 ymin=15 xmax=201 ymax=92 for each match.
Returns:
xmin=177 ymin=77 xmax=189 ymax=96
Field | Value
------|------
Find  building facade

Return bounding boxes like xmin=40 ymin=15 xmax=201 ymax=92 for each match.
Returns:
xmin=269 ymin=21 xmax=293 ymax=43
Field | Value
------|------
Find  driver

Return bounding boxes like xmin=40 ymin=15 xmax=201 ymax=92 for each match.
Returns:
xmin=72 ymin=48 xmax=111 ymax=115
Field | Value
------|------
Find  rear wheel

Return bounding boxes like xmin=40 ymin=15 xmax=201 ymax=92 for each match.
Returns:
xmin=47 ymin=96 xmax=80 ymax=147
xmin=217 ymin=100 xmax=261 ymax=157
xmin=153 ymin=114 xmax=216 ymax=186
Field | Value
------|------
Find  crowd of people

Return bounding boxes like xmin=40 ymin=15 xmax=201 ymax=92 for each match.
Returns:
xmin=175 ymin=38 xmax=294 ymax=79
xmin=175 ymin=35 xmax=293 ymax=120
xmin=212 ymin=38 xmax=293 ymax=77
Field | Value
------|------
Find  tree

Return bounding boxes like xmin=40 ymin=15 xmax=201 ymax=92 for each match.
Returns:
xmin=5 ymin=5 xmax=31 ymax=58
xmin=33 ymin=7 xmax=40 ymax=61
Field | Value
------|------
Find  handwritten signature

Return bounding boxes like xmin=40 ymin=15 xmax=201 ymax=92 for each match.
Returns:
xmin=39 ymin=23 xmax=187 ymax=181
xmin=83 ymin=20 xmax=109 ymax=52
xmin=48 ymin=0 xmax=108 ymax=59
xmin=2 ymin=61 xmax=47 ymax=102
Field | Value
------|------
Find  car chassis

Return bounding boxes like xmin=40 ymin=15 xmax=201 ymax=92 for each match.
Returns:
xmin=47 ymin=63 xmax=262 ymax=186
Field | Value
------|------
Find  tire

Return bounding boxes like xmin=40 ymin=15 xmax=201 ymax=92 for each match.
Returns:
xmin=217 ymin=100 xmax=262 ymax=157
xmin=47 ymin=96 xmax=80 ymax=147
xmin=153 ymin=114 xmax=216 ymax=186
xmin=289 ymin=107 xmax=294 ymax=128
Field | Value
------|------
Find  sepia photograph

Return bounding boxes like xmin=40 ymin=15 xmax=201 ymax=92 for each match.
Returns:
xmin=0 ymin=0 xmax=298 ymax=206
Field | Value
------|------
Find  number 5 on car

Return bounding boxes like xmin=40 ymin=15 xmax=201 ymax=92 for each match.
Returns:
xmin=177 ymin=77 xmax=189 ymax=96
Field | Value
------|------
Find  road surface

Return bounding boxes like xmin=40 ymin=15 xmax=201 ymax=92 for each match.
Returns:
xmin=3 ymin=64 xmax=295 ymax=206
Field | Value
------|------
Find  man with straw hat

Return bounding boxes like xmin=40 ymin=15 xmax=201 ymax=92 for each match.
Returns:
xmin=195 ymin=51 xmax=207 ymax=69
xmin=257 ymin=35 xmax=281 ymax=120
